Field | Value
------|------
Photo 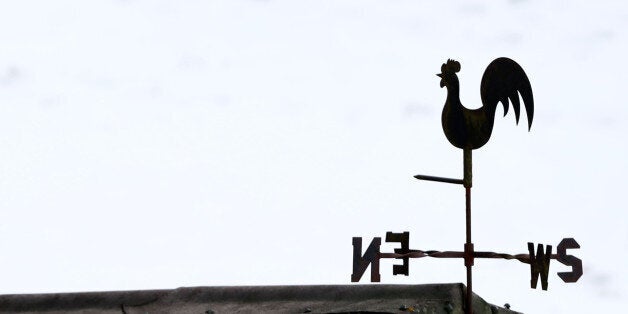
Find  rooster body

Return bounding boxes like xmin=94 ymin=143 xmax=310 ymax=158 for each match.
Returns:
xmin=438 ymin=58 xmax=534 ymax=150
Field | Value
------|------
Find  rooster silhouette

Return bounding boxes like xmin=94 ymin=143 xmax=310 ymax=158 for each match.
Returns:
xmin=438 ymin=58 xmax=534 ymax=150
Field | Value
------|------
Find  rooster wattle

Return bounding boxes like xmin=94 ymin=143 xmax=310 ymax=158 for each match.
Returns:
xmin=438 ymin=58 xmax=534 ymax=150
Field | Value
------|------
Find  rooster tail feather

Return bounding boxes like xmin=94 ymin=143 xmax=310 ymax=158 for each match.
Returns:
xmin=519 ymin=87 xmax=534 ymax=130
xmin=480 ymin=57 xmax=534 ymax=130
xmin=510 ymin=91 xmax=521 ymax=124
xmin=502 ymin=96 xmax=509 ymax=117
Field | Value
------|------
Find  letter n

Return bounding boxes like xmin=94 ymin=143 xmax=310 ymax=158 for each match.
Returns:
xmin=351 ymin=237 xmax=381 ymax=282
xmin=528 ymin=242 xmax=552 ymax=290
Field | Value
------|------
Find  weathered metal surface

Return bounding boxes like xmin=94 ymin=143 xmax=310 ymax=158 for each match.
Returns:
xmin=385 ymin=231 xmax=413 ymax=276
xmin=351 ymin=237 xmax=381 ymax=282
xmin=556 ymin=238 xmax=583 ymax=283
xmin=352 ymin=57 xmax=580 ymax=314
xmin=439 ymin=58 xmax=534 ymax=150
xmin=0 ymin=284 xmax=522 ymax=314
xmin=463 ymin=148 xmax=472 ymax=188
xmin=464 ymin=182 xmax=473 ymax=313
xmin=379 ymin=249 xmax=531 ymax=262
xmin=354 ymin=234 xmax=582 ymax=291
xmin=413 ymin=174 xmax=464 ymax=185
xmin=528 ymin=243 xmax=552 ymax=290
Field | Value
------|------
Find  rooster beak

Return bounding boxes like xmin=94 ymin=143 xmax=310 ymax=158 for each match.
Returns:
xmin=436 ymin=73 xmax=442 ymax=77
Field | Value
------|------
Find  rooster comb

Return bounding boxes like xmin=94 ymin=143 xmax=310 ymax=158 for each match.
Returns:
xmin=441 ymin=59 xmax=461 ymax=74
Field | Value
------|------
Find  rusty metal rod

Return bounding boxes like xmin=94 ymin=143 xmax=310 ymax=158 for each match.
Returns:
xmin=465 ymin=187 xmax=472 ymax=314
xmin=379 ymin=250 xmax=547 ymax=263
xmin=413 ymin=174 xmax=464 ymax=185
xmin=463 ymin=148 xmax=473 ymax=314
xmin=412 ymin=149 xmax=474 ymax=314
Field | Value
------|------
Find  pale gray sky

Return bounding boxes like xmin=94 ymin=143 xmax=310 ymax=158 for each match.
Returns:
xmin=0 ymin=1 xmax=626 ymax=313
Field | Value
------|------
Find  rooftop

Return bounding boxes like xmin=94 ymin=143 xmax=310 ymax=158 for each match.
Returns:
xmin=0 ymin=283 xmax=520 ymax=313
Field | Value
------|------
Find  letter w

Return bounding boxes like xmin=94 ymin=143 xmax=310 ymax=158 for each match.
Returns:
xmin=528 ymin=242 xmax=552 ymax=290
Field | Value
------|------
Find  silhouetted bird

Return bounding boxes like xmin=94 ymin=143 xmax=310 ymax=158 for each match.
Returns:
xmin=437 ymin=58 xmax=534 ymax=150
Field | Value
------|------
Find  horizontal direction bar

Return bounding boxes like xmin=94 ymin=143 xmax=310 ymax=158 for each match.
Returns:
xmin=413 ymin=174 xmax=463 ymax=185
xmin=380 ymin=251 xmax=463 ymax=259
xmin=379 ymin=250 xmax=560 ymax=264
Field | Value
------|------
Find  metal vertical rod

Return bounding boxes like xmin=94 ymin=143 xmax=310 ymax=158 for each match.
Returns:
xmin=463 ymin=148 xmax=473 ymax=314
xmin=465 ymin=186 xmax=472 ymax=314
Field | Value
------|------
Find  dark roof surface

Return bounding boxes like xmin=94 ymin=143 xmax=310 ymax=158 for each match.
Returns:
xmin=0 ymin=283 xmax=521 ymax=314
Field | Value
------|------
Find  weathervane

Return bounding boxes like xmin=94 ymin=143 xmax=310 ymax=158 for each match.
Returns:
xmin=351 ymin=58 xmax=582 ymax=314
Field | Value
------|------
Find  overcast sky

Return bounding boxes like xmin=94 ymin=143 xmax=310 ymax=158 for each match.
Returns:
xmin=0 ymin=1 xmax=626 ymax=313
